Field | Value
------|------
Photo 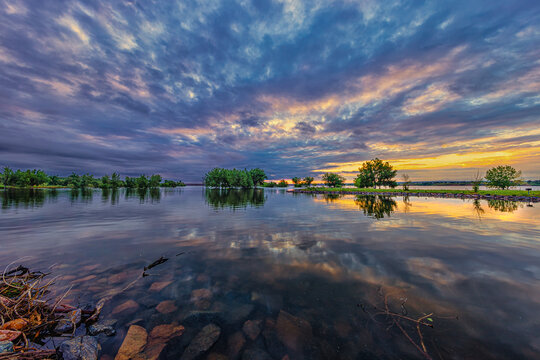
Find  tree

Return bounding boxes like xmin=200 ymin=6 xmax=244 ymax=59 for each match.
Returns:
xmin=249 ymin=168 xmax=267 ymax=187
xmin=401 ymin=173 xmax=411 ymax=191
xmin=111 ymin=172 xmax=122 ymax=188
xmin=1 ymin=167 xmax=14 ymax=187
xmin=277 ymin=180 xmax=288 ymax=187
xmin=303 ymin=176 xmax=314 ymax=186
xmin=291 ymin=177 xmax=301 ymax=187
xmin=100 ymin=175 xmax=110 ymax=188
xmin=149 ymin=174 xmax=162 ymax=188
xmin=472 ymin=170 xmax=482 ymax=193
xmin=136 ymin=175 xmax=149 ymax=189
xmin=485 ymin=165 xmax=521 ymax=189
xmin=354 ymin=158 xmax=397 ymax=188
xmin=322 ymin=172 xmax=345 ymax=188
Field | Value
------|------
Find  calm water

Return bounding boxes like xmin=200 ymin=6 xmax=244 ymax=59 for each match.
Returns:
xmin=1 ymin=188 xmax=539 ymax=359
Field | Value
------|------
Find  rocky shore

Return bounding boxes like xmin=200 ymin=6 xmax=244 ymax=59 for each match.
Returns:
xmin=291 ymin=189 xmax=540 ymax=202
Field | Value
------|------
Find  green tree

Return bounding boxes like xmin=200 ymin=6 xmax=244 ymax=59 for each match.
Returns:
xmin=1 ymin=167 xmax=14 ymax=186
xmin=277 ymin=179 xmax=288 ymax=187
xmin=485 ymin=165 xmax=521 ymax=189
xmin=125 ymin=176 xmax=136 ymax=188
xmin=322 ymin=172 xmax=345 ymax=188
xmin=401 ymin=173 xmax=411 ymax=191
xmin=111 ymin=172 xmax=122 ymax=188
xmin=303 ymin=176 xmax=314 ymax=186
xmin=354 ymin=158 xmax=397 ymax=188
xmin=100 ymin=175 xmax=110 ymax=188
xmin=249 ymin=168 xmax=267 ymax=187
xmin=136 ymin=175 xmax=149 ymax=189
xmin=291 ymin=177 xmax=301 ymax=187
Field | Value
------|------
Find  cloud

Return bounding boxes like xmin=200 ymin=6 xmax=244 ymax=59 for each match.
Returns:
xmin=0 ymin=0 xmax=539 ymax=181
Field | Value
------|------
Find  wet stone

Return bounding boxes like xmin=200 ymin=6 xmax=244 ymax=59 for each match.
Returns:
xmin=88 ymin=320 xmax=117 ymax=336
xmin=59 ymin=336 xmax=100 ymax=360
xmin=112 ymin=300 xmax=139 ymax=315
xmin=183 ymin=310 xmax=222 ymax=326
xmin=0 ymin=341 xmax=13 ymax=353
xmin=181 ymin=323 xmax=221 ymax=360
xmin=115 ymin=325 xmax=148 ymax=360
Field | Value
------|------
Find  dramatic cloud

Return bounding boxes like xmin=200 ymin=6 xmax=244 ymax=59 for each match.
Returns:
xmin=1 ymin=0 xmax=539 ymax=181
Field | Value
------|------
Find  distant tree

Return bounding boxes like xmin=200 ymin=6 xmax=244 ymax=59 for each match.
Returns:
xmin=100 ymin=175 xmax=110 ymax=188
xmin=277 ymin=180 xmax=288 ymax=187
xmin=485 ymin=165 xmax=522 ymax=189
xmin=354 ymin=158 xmax=397 ymax=188
xmin=136 ymin=175 xmax=149 ymax=189
xmin=472 ymin=170 xmax=483 ymax=193
xmin=125 ymin=176 xmax=136 ymax=188
xmin=111 ymin=172 xmax=122 ymax=188
xmin=291 ymin=177 xmax=301 ymax=187
xmin=401 ymin=174 xmax=411 ymax=191
xmin=1 ymin=167 xmax=14 ymax=186
xmin=322 ymin=172 xmax=345 ymax=188
xmin=68 ymin=173 xmax=81 ymax=188
xmin=303 ymin=176 xmax=314 ymax=187
xmin=263 ymin=181 xmax=277 ymax=188
xmin=149 ymin=174 xmax=162 ymax=188
xmin=49 ymin=175 xmax=61 ymax=186
xmin=249 ymin=168 xmax=267 ymax=187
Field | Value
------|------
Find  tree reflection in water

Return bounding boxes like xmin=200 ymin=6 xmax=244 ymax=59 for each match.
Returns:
xmin=354 ymin=195 xmax=398 ymax=219
xmin=487 ymin=199 xmax=520 ymax=213
xmin=1 ymin=188 xmax=53 ymax=209
xmin=205 ymin=188 xmax=265 ymax=209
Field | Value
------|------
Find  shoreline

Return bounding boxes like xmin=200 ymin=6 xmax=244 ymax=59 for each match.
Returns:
xmin=290 ymin=188 xmax=540 ymax=203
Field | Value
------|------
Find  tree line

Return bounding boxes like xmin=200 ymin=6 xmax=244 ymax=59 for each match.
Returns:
xmin=0 ymin=167 xmax=185 ymax=189
xmin=318 ymin=159 xmax=524 ymax=191
xmin=204 ymin=168 xmax=267 ymax=188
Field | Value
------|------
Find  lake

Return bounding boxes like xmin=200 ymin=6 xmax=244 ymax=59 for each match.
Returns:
xmin=1 ymin=187 xmax=539 ymax=359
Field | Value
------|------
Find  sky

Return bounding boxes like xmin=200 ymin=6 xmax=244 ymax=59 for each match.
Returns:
xmin=1 ymin=0 xmax=539 ymax=182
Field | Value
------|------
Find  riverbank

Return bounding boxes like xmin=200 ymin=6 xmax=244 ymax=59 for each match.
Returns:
xmin=291 ymin=187 xmax=540 ymax=202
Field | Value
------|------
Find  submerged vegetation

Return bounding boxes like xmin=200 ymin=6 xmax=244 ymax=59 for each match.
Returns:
xmin=0 ymin=167 xmax=185 ymax=189
xmin=204 ymin=168 xmax=267 ymax=188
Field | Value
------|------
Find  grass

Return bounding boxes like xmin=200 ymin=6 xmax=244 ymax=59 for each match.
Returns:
xmin=303 ymin=187 xmax=540 ymax=197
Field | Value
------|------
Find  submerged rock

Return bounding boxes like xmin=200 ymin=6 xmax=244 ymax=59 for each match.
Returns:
xmin=242 ymin=348 xmax=273 ymax=360
xmin=112 ymin=300 xmax=139 ymax=315
xmin=242 ymin=320 xmax=262 ymax=340
xmin=156 ymin=300 xmax=177 ymax=314
xmin=59 ymin=336 xmax=100 ymax=360
xmin=115 ymin=325 xmax=147 ymax=360
xmin=227 ymin=331 xmax=246 ymax=360
xmin=0 ymin=341 xmax=14 ymax=354
xmin=180 ymin=323 xmax=221 ymax=360
xmin=88 ymin=320 xmax=117 ymax=336
xmin=275 ymin=310 xmax=313 ymax=355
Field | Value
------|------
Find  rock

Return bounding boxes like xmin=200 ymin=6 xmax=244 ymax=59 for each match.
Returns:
xmin=59 ymin=336 xmax=100 ymax=360
xmin=224 ymin=304 xmax=254 ymax=325
xmin=88 ymin=320 xmax=117 ymax=336
xmin=0 ymin=318 xmax=28 ymax=331
xmin=191 ymin=288 xmax=212 ymax=301
xmin=149 ymin=281 xmax=172 ymax=292
xmin=55 ymin=318 xmax=75 ymax=333
xmin=207 ymin=353 xmax=228 ymax=360
xmin=0 ymin=341 xmax=14 ymax=353
xmin=112 ymin=300 xmax=139 ymax=315
xmin=181 ymin=324 xmax=221 ymax=360
xmin=156 ymin=300 xmax=177 ymax=314
xmin=242 ymin=348 xmax=272 ymax=360
xmin=0 ymin=330 xmax=21 ymax=342
xmin=183 ymin=310 xmax=221 ymax=326
xmin=227 ymin=331 xmax=245 ymax=359
xmin=261 ymin=329 xmax=286 ymax=360
xmin=149 ymin=324 xmax=185 ymax=340
xmin=275 ymin=310 xmax=313 ymax=355
xmin=242 ymin=320 xmax=261 ymax=340
xmin=115 ymin=325 xmax=148 ymax=360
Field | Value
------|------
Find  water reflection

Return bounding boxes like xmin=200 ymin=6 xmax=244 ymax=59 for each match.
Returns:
xmin=1 ymin=188 xmax=54 ymax=208
xmin=354 ymin=195 xmax=398 ymax=219
xmin=205 ymin=188 xmax=265 ymax=209
xmin=0 ymin=189 xmax=539 ymax=359
xmin=488 ymin=199 xmax=520 ymax=213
